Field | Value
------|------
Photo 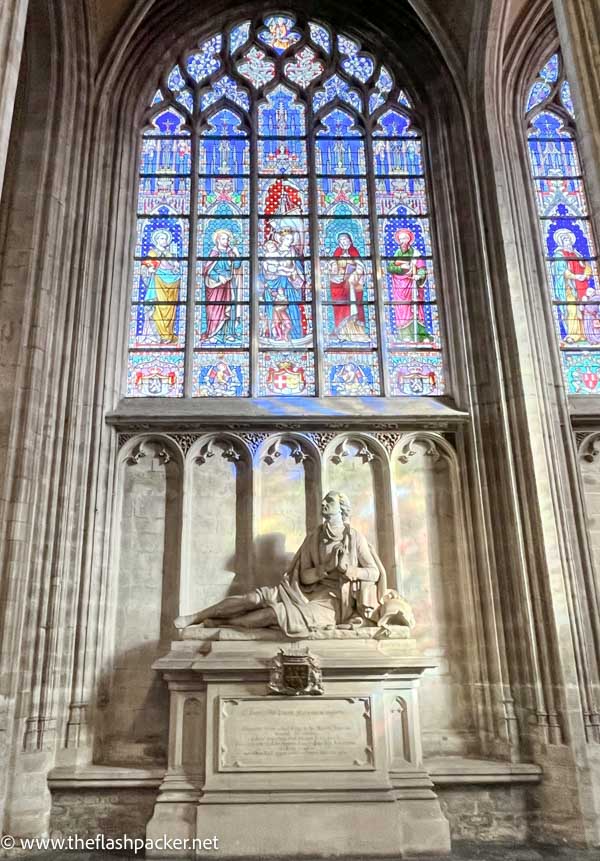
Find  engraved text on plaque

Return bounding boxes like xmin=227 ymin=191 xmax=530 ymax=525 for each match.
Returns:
xmin=218 ymin=697 xmax=374 ymax=772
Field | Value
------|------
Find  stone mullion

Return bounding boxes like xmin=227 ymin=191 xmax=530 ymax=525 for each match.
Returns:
xmin=184 ymin=104 xmax=199 ymax=397
xmin=0 ymin=0 xmax=29 ymax=201
xmin=307 ymin=99 xmax=323 ymax=396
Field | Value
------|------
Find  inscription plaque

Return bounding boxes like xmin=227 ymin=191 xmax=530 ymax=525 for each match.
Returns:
xmin=218 ymin=696 xmax=374 ymax=772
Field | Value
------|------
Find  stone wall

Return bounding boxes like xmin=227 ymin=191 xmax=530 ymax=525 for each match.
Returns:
xmin=96 ymin=429 xmax=479 ymax=766
xmin=49 ymin=785 xmax=539 ymax=846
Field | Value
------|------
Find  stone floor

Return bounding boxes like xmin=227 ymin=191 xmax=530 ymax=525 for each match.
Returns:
xmin=6 ymin=844 xmax=600 ymax=860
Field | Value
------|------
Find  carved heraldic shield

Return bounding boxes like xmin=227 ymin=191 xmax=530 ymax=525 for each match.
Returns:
xmin=269 ymin=649 xmax=324 ymax=696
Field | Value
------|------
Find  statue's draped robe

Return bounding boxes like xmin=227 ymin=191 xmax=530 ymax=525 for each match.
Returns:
xmin=255 ymin=525 xmax=386 ymax=637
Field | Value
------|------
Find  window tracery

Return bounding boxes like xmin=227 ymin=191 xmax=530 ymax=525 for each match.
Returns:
xmin=525 ymin=52 xmax=600 ymax=394
xmin=127 ymin=13 xmax=444 ymax=398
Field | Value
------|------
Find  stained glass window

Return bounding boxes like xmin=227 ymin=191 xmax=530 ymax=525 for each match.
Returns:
xmin=525 ymin=52 xmax=600 ymax=394
xmin=127 ymin=14 xmax=445 ymax=397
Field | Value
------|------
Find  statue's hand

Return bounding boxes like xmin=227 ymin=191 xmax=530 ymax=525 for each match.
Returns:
xmin=336 ymin=546 xmax=350 ymax=574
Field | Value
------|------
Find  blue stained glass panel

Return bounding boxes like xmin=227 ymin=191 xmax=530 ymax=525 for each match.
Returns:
xmin=324 ymin=303 xmax=377 ymax=349
xmin=382 ymin=259 xmax=436 ymax=304
xmin=258 ymin=139 xmax=307 ymax=175
xmin=187 ymin=34 xmax=222 ymax=82
xmin=342 ymin=54 xmax=375 ymax=84
xmin=315 ymin=138 xmax=366 ymax=175
xmin=259 ymin=217 xmax=309 ymax=255
xmin=545 ymin=258 xmax=598 ymax=303
xmin=373 ymin=138 xmax=423 ymax=175
xmin=388 ymin=351 xmax=444 ymax=396
xmin=137 ymin=177 xmax=191 ymax=214
xmin=373 ymin=109 xmax=417 ymax=137
xmin=237 ymin=47 xmax=276 ymax=89
xmin=135 ymin=217 xmax=189 ymax=257
xmin=258 ymin=351 xmax=316 ymax=396
xmin=132 ymin=260 xmax=188 ymax=303
xmin=529 ymin=110 xmax=573 ymax=138
xmin=258 ymin=259 xmax=312 ymax=302
xmin=308 ymin=22 xmax=331 ymax=54
xmin=317 ymin=107 xmax=362 ymax=137
xmin=197 ymin=217 xmax=249 ymax=257
xmin=534 ymin=178 xmax=587 ymax=217
xmin=377 ymin=66 xmax=393 ymax=94
xmin=375 ymin=178 xmax=427 ymax=215
xmin=561 ymin=80 xmax=575 ymax=118
xmin=553 ymin=304 xmax=600 ymax=349
xmin=259 ymin=177 xmax=309 ymax=215
xmin=230 ymin=22 xmax=250 ymax=55
xmin=324 ymin=352 xmax=381 ymax=396
xmin=540 ymin=53 xmax=560 ymax=84
xmin=562 ymin=352 xmax=600 ymax=394
xmin=196 ymin=260 xmax=250 ymax=303
xmin=284 ymin=46 xmax=324 ymax=88
xmin=369 ymin=66 xmax=394 ymax=115
xmin=526 ymin=80 xmax=551 ymax=113
xmin=317 ymin=177 xmax=368 ymax=215
xmin=201 ymin=76 xmax=250 ymax=113
xmin=319 ymin=218 xmax=371 ymax=257
xmin=167 ymin=65 xmax=186 ymax=92
xmin=140 ymin=138 xmax=191 ymax=175
xmin=127 ymin=352 xmax=184 ymax=397
xmin=379 ymin=216 xmax=432 ymax=257
xmin=129 ymin=303 xmax=186 ymax=350
xmin=175 ymin=89 xmax=193 ymax=114
xmin=193 ymin=351 xmax=250 ymax=397
xmin=321 ymin=258 xmax=374 ymax=303
xmin=528 ymin=135 xmax=580 ymax=178
xmin=202 ymin=108 xmax=247 ymax=136
xmin=385 ymin=303 xmax=440 ymax=349
xmin=397 ymin=89 xmax=412 ymax=109
xmin=150 ymin=89 xmax=164 ymax=106
xmin=195 ymin=303 xmax=249 ymax=349
xmin=313 ymin=75 xmax=362 ymax=114
xmin=145 ymin=108 xmax=188 ymax=136
xmin=337 ymin=35 xmax=360 ymax=55
xmin=199 ymin=138 xmax=250 ymax=174
xmin=258 ymin=85 xmax=306 ymax=136
xmin=543 ymin=218 xmax=596 ymax=259
xmin=369 ymin=92 xmax=386 ymax=115
xmin=198 ymin=176 xmax=249 ymax=215
xmin=259 ymin=303 xmax=313 ymax=348
xmin=258 ymin=15 xmax=301 ymax=54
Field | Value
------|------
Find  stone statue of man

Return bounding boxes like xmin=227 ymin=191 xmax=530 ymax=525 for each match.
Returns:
xmin=174 ymin=491 xmax=392 ymax=638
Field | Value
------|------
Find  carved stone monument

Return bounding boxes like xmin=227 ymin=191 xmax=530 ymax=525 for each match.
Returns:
xmin=147 ymin=493 xmax=450 ymax=857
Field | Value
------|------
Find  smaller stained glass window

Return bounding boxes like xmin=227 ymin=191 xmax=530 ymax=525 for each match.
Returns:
xmin=526 ymin=51 xmax=600 ymax=394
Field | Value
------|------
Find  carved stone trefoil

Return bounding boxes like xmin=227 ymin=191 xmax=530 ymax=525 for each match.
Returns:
xmin=268 ymin=648 xmax=324 ymax=696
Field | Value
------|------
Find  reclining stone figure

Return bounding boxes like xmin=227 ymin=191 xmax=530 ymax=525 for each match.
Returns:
xmin=175 ymin=491 xmax=414 ymax=638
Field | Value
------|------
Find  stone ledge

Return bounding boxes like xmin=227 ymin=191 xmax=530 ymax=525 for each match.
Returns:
xmin=48 ymin=758 xmax=542 ymax=790
xmin=106 ymin=395 xmax=469 ymax=428
xmin=427 ymin=757 xmax=542 ymax=785
xmin=49 ymin=765 xmax=164 ymax=788
xmin=181 ymin=624 xmax=412 ymax=640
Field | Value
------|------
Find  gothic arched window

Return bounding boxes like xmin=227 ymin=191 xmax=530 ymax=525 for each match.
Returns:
xmin=525 ymin=52 xmax=600 ymax=394
xmin=127 ymin=14 xmax=444 ymax=398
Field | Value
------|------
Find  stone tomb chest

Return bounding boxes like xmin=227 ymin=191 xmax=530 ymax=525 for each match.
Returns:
xmin=147 ymin=629 xmax=451 ymax=858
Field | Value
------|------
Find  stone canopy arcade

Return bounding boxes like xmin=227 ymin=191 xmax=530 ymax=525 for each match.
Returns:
xmin=2 ymin=0 xmax=600 ymax=857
